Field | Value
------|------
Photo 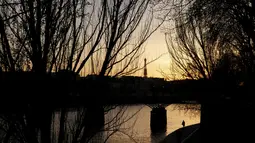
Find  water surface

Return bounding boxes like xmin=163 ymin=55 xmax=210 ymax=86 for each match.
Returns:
xmin=53 ymin=104 xmax=200 ymax=143
xmin=105 ymin=104 xmax=200 ymax=143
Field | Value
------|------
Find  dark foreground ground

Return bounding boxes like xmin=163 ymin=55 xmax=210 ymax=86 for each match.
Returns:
xmin=161 ymin=124 xmax=200 ymax=143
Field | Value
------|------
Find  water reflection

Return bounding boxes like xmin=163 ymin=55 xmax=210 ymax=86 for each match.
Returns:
xmin=52 ymin=104 xmax=200 ymax=143
xmin=102 ymin=104 xmax=200 ymax=143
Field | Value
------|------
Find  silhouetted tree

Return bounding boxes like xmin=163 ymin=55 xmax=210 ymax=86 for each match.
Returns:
xmin=186 ymin=0 xmax=255 ymax=82
xmin=0 ymin=0 xmax=168 ymax=143
xmin=0 ymin=0 xmax=166 ymax=76
xmin=165 ymin=9 xmax=236 ymax=80
xmin=162 ymin=1 xmax=255 ymax=142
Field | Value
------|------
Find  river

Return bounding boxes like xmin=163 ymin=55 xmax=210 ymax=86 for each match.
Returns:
xmin=53 ymin=104 xmax=200 ymax=143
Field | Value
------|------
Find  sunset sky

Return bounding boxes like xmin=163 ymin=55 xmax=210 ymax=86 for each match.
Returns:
xmin=139 ymin=29 xmax=171 ymax=78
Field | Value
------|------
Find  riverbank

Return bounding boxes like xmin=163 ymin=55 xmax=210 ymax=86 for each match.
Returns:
xmin=160 ymin=123 xmax=200 ymax=143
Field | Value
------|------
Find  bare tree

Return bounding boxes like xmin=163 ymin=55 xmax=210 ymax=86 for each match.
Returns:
xmin=0 ymin=0 xmax=167 ymax=76
xmin=185 ymin=0 xmax=255 ymax=81
xmin=161 ymin=1 xmax=255 ymax=142
xmin=162 ymin=0 xmax=243 ymax=81
xmin=0 ymin=0 xmax=169 ymax=143
xmin=0 ymin=0 xmax=105 ymax=73
xmin=165 ymin=14 xmax=223 ymax=79
xmin=84 ymin=0 xmax=168 ymax=77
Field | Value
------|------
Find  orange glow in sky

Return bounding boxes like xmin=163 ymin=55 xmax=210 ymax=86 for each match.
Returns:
xmin=139 ymin=29 xmax=171 ymax=78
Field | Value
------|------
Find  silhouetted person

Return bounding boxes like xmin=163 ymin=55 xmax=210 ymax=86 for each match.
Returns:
xmin=182 ymin=120 xmax=185 ymax=127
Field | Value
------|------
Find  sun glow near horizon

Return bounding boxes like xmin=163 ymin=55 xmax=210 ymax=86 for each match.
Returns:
xmin=140 ymin=29 xmax=172 ymax=78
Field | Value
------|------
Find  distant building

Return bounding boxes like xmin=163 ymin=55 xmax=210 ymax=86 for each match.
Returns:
xmin=144 ymin=58 xmax=147 ymax=78
xmin=85 ymin=74 xmax=99 ymax=80
xmin=53 ymin=70 xmax=80 ymax=80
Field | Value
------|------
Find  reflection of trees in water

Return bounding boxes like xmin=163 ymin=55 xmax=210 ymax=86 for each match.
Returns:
xmin=51 ymin=106 xmax=142 ymax=143
xmin=170 ymin=104 xmax=201 ymax=118
xmin=0 ymin=106 xmax=142 ymax=143
xmin=103 ymin=106 xmax=143 ymax=143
